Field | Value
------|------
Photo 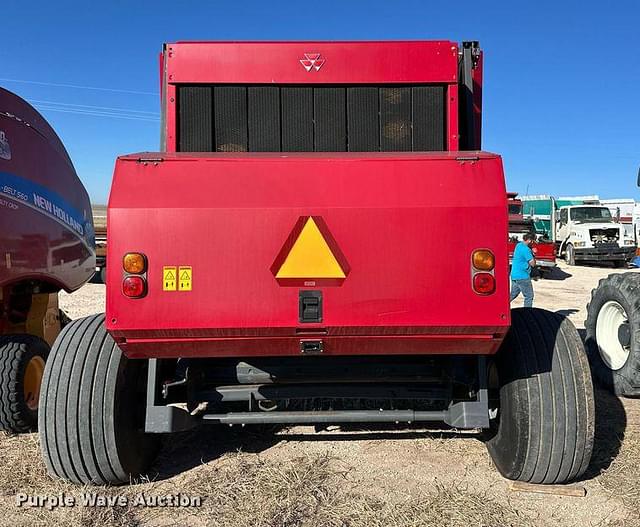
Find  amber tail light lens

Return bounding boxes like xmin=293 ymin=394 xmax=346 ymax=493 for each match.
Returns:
xmin=122 ymin=276 xmax=146 ymax=298
xmin=123 ymin=252 xmax=147 ymax=274
xmin=472 ymin=249 xmax=495 ymax=271
xmin=473 ymin=273 xmax=496 ymax=295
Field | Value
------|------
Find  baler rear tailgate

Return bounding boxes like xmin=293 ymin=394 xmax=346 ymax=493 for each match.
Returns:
xmin=106 ymin=152 xmax=510 ymax=358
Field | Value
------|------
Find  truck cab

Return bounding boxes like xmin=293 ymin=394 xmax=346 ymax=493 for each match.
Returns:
xmin=555 ymin=204 xmax=636 ymax=265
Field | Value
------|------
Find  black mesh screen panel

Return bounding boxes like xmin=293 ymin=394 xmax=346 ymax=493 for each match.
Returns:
xmin=214 ymin=87 xmax=247 ymax=152
xmin=380 ymin=87 xmax=412 ymax=151
xmin=281 ymin=87 xmax=314 ymax=151
xmin=347 ymin=87 xmax=379 ymax=151
xmin=177 ymin=84 xmax=446 ymax=152
xmin=412 ymin=86 xmax=446 ymax=151
xmin=248 ymin=87 xmax=280 ymax=151
xmin=178 ymin=87 xmax=213 ymax=152
xmin=314 ymin=88 xmax=346 ymax=152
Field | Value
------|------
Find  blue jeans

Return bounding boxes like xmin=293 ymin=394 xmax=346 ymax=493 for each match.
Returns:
xmin=510 ymin=278 xmax=534 ymax=308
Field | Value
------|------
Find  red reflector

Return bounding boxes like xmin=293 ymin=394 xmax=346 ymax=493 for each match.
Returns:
xmin=473 ymin=273 xmax=495 ymax=295
xmin=122 ymin=276 xmax=146 ymax=298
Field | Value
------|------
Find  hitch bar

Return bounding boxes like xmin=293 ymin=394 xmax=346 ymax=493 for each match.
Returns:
xmin=202 ymin=409 xmax=470 ymax=426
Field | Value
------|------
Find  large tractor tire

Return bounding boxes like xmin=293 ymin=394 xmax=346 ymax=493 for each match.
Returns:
xmin=39 ymin=314 xmax=160 ymax=485
xmin=585 ymin=272 xmax=640 ymax=396
xmin=0 ymin=335 xmax=48 ymax=433
xmin=486 ymin=308 xmax=594 ymax=484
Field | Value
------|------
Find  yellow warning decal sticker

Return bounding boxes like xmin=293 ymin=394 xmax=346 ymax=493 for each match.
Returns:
xmin=163 ymin=266 xmax=177 ymax=291
xmin=179 ymin=266 xmax=192 ymax=291
xmin=276 ymin=217 xmax=346 ymax=279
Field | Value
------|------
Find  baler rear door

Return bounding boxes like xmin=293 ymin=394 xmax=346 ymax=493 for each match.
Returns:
xmin=107 ymin=152 xmax=510 ymax=358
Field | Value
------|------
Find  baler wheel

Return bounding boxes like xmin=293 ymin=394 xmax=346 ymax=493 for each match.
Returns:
xmin=486 ymin=308 xmax=594 ymax=484
xmin=39 ymin=313 xmax=160 ymax=485
xmin=0 ymin=335 xmax=49 ymax=433
xmin=585 ymin=272 xmax=640 ymax=396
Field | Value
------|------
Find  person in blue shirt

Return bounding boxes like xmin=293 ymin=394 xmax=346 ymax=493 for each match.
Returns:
xmin=510 ymin=232 xmax=536 ymax=308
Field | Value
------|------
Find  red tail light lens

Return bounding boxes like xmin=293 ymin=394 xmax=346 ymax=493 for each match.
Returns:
xmin=122 ymin=276 xmax=146 ymax=298
xmin=473 ymin=272 xmax=495 ymax=295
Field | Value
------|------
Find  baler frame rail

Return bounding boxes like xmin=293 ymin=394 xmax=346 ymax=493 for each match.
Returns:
xmin=144 ymin=356 xmax=490 ymax=432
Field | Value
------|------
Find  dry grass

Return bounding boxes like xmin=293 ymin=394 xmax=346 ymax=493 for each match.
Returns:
xmin=585 ymin=389 xmax=640 ymax=526
xmin=599 ymin=429 xmax=640 ymax=510
xmin=2 ymin=388 xmax=639 ymax=527
xmin=0 ymin=433 xmax=50 ymax=494
xmin=1 ymin=433 xmax=534 ymax=527
xmin=0 ymin=432 xmax=140 ymax=527
xmin=168 ymin=451 xmax=535 ymax=527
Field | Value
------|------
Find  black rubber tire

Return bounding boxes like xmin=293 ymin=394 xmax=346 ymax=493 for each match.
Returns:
xmin=565 ymin=243 xmax=576 ymax=266
xmin=486 ymin=308 xmax=594 ymax=484
xmin=585 ymin=272 xmax=640 ymax=396
xmin=0 ymin=335 xmax=49 ymax=433
xmin=39 ymin=314 xmax=160 ymax=485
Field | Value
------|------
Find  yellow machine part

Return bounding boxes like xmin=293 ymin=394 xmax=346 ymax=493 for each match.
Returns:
xmin=1 ymin=291 xmax=61 ymax=346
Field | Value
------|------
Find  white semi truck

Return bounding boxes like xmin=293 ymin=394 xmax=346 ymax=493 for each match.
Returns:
xmin=522 ymin=195 xmax=636 ymax=266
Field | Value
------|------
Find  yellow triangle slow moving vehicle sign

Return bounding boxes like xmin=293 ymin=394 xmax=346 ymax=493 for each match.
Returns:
xmin=271 ymin=216 xmax=349 ymax=286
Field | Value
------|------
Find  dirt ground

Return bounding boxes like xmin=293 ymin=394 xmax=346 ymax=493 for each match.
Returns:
xmin=1 ymin=263 xmax=639 ymax=526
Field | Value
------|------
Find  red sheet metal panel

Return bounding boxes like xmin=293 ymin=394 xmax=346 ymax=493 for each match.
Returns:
xmin=165 ymin=41 xmax=459 ymax=85
xmin=106 ymin=152 xmax=509 ymax=358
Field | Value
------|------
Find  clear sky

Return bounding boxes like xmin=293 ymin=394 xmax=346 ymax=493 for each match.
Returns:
xmin=2 ymin=0 xmax=638 ymax=203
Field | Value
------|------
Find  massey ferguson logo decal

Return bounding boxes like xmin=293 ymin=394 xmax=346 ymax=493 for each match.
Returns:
xmin=300 ymin=53 xmax=325 ymax=72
